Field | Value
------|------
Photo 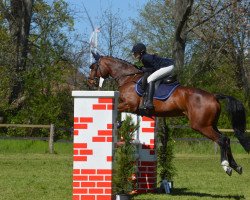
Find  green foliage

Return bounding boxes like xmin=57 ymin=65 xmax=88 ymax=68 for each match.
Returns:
xmin=113 ymin=115 xmax=139 ymax=194
xmin=129 ymin=0 xmax=249 ymax=133
xmin=134 ymin=60 xmax=143 ymax=69
xmin=130 ymin=0 xmax=174 ymax=57
xmin=157 ymin=118 xmax=176 ymax=182
xmin=0 ymin=0 xmax=76 ymax=139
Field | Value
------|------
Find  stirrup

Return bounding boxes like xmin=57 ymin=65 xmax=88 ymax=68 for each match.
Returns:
xmin=145 ymin=105 xmax=154 ymax=110
xmin=141 ymin=103 xmax=154 ymax=111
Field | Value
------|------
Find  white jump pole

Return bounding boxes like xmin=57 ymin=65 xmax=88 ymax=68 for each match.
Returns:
xmin=72 ymin=91 xmax=119 ymax=200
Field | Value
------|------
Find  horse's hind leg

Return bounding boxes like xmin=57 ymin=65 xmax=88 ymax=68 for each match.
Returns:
xmin=191 ymin=124 xmax=233 ymax=176
xmin=217 ymin=134 xmax=233 ymax=176
xmin=215 ymin=128 xmax=242 ymax=174
xmin=226 ymin=138 xmax=242 ymax=174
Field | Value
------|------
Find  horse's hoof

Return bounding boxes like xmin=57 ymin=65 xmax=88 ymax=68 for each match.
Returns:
xmin=235 ymin=166 xmax=243 ymax=175
xmin=226 ymin=167 xmax=232 ymax=176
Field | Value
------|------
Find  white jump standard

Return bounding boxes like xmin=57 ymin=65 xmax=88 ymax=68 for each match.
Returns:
xmin=72 ymin=91 xmax=119 ymax=200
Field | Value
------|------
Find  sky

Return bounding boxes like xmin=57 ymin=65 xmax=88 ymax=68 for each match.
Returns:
xmin=66 ymin=0 xmax=148 ymax=39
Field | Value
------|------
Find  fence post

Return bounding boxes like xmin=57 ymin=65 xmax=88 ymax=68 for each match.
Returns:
xmin=49 ymin=124 xmax=55 ymax=154
xmin=214 ymin=142 xmax=218 ymax=154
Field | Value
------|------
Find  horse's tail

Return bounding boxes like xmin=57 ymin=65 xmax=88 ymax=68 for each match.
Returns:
xmin=215 ymin=94 xmax=250 ymax=153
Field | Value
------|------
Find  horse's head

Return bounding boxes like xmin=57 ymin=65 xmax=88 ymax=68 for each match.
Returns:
xmin=87 ymin=62 xmax=99 ymax=89
xmin=87 ymin=51 xmax=143 ymax=89
xmin=87 ymin=51 xmax=110 ymax=89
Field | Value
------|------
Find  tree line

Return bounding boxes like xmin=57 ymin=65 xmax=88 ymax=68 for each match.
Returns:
xmin=0 ymin=0 xmax=249 ymax=138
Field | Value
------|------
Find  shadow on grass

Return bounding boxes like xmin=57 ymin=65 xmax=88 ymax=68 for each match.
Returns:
xmin=171 ymin=188 xmax=245 ymax=200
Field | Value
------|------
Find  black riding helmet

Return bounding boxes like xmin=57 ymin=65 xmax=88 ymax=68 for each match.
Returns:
xmin=131 ymin=43 xmax=146 ymax=53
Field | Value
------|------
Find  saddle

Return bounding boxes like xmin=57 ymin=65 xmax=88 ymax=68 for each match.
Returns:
xmin=135 ymin=75 xmax=180 ymax=100
xmin=163 ymin=75 xmax=177 ymax=83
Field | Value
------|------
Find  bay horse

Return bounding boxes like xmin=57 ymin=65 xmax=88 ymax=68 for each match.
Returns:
xmin=87 ymin=52 xmax=250 ymax=176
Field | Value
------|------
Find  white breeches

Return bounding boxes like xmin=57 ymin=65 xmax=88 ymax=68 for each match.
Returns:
xmin=147 ymin=65 xmax=174 ymax=83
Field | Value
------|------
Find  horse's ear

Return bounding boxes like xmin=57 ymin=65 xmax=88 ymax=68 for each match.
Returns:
xmin=91 ymin=51 xmax=101 ymax=61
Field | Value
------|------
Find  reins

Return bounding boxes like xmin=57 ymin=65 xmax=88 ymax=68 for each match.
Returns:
xmin=114 ymin=71 xmax=143 ymax=83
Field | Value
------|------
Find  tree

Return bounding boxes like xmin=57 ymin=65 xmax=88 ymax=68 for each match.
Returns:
xmin=81 ymin=4 xmax=130 ymax=90
xmin=14 ymin=0 xmax=77 ymax=137
xmin=130 ymin=0 xmax=174 ymax=57
xmin=0 ymin=0 xmax=86 ymax=138
xmin=128 ymin=0 xmax=249 ymax=139
xmin=172 ymin=0 xmax=193 ymax=70
xmin=0 ymin=0 xmax=34 ymax=106
xmin=98 ymin=6 xmax=129 ymax=57
xmin=186 ymin=0 xmax=249 ymax=105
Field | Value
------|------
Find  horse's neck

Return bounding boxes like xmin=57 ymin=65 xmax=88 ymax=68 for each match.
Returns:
xmin=106 ymin=59 xmax=140 ymax=83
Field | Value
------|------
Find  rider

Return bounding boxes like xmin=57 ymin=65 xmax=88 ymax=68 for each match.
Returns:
xmin=131 ymin=42 xmax=175 ymax=110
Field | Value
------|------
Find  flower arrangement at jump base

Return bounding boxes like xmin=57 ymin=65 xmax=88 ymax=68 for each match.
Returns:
xmin=113 ymin=115 xmax=139 ymax=200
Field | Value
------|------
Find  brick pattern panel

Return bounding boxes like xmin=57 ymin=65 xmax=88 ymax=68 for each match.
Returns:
xmin=137 ymin=161 xmax=157 ymax=193
xmin=137 ymin=116 xmax=157 ymax=193
xmin=73 ymin=95 xmax=117 ymax=200
xmin=121 ymin=114 xmax=157 ymax=194
xmin=73 ymin=168 xmax=113 ymax=200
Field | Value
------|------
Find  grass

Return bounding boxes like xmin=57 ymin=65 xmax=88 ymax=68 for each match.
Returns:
xmin=0 ymin=154 xmax=72 ymax=200
xmin=0 ymin=139 xmax=73 ymax=154
xmin=133 ymin=154 xmax=250 ymax=200
xmin=0 ymin=140 xmax=73 ymax=200
xmin=0 ymin=139 xmax=249 ymax=200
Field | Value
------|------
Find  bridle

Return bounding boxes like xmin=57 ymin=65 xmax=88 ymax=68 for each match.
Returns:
xmin=87 ymin=59 xmax=106 ymax=85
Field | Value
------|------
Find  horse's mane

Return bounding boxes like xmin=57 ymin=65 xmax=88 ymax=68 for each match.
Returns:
xmin=105 ymin=56 xmax=139 ymax=70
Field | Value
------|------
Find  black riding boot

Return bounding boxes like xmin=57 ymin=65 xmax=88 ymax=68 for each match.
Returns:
xmin=144 ymin=82 xmax=155 ymax=110
xmin=140 ymin=72 xmax=150 ymax=92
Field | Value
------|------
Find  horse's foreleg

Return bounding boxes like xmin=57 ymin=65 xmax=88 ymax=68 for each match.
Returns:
xmin=117 ymin=102 xmax=129 ymax=112
xmin=117 ymin=102 xmax=138 ymax=113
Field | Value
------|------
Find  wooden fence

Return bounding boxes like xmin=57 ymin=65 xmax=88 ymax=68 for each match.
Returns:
xmin=0 ymin=124 xmax=55 ymax=154
xmin=0 ymin=123 xmax=248 ymax=154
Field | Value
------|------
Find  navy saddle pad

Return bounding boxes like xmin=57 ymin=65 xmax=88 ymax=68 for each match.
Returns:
xmin=135 ymin=78 xmax=180 ymax=100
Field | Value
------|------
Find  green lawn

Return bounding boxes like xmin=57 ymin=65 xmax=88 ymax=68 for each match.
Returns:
xmin=134 ymin=154 xmax=250 ymax=200
xmin=0 ymin=153 xmax=72 ymax=200
xmin=0 ymin=140 xmax=73 ymax=200
xmin=0 ymin=140 xmax=249 ymax=200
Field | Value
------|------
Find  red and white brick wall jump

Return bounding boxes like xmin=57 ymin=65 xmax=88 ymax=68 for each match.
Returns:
xmin=121 ymin=114 xmax=157 ymax=194
xmin=72 ymin=91 xmax=119 ymax=200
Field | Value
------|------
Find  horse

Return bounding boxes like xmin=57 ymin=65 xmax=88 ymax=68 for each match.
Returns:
xmin=87 ymin=52 xmax=250 ymax=176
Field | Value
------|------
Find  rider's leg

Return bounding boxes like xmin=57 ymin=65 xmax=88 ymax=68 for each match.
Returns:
xmin=141 ymin=65 xmax=174 ymax=110
xmin=147 ymin=65 xmax=174 ymax=82
xmin=141 ymin=72 xmax=150 ymax=92
xmin=139 ymin=72 xmax=151 ymax=110
xmin=144 ymin=81 xmax=155 ymax=110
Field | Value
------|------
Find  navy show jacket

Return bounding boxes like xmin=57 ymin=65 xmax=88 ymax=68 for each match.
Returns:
xmin=141 ymin=53 xmax=174 ymax=73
